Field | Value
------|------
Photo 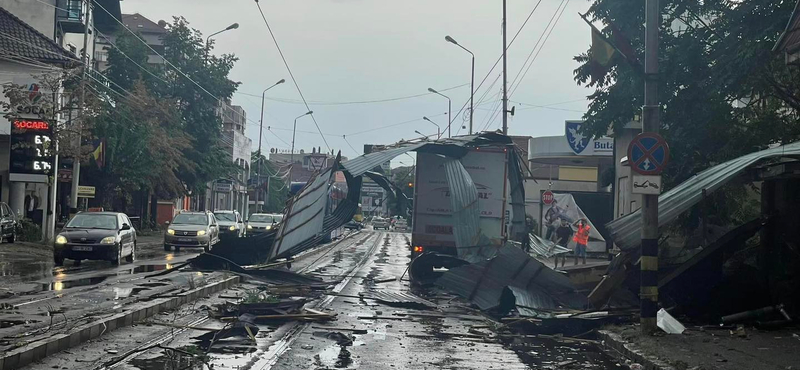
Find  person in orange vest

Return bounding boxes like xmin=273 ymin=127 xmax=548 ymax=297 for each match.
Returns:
xmin=572 ymin=218 xmax=590 ymax=265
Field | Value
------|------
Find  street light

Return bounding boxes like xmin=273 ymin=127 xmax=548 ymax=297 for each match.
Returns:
xmin=445 ymin=35 xmax=475 ymax=135
xmin=422 ymin=116 xmax=441 ymax=139
xmin=289 ymin=111 xmax=314 ymax=182
xmin=255 ymin=78 xmax=285 ymax=212
xmin=428 ymin=88 xmax=451 ymax=138
xmin=206 ymin=23 xmax=240 ymax=46
xmin=414 ymin=130 xmax=427 ymax=138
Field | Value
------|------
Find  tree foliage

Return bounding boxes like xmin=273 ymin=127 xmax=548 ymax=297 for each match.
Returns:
xmin=251 ymin=151 xmax=288 ymax=214
xmin=574 ymin=0 xmax=800 ymax=227
xmin=84 ymin=17 xmax=240 ymax=208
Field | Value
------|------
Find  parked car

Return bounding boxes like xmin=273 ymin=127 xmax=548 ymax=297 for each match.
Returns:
xmin=344 ymin=220 xmax=364 ymax=230
xmin=54 ymin=211 xmax=137 ymax=266
xmin=0 ymin=202 xmax=18 ymax=243
xmin=372 ymin=217 xmax=390 ymax=230
xmin=247 ymin=213 xmax=283 ymax=234
xmin=164 ymin=211 xmax=220 ymax=252
xmin=214 ymin=210 xmax=244 ymax=239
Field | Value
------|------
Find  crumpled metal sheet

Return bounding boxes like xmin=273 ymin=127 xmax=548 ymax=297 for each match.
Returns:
xmin=508 ymin=286 xmax=557 ymax=318
xmin=342 ymin=143 xmax=427 ymax=177
xmin=529 ymin=233 xmax=571 ymax=259
xmin=360 ymin=290 xmax=436 ymax=309
xmin=271 ymin=160 xmax=337 ymax=260
xmin=443 ymin=157 xmax=492 ymax=263
xmin=436 ymin=244 xmax=581 ymax=312
xmin=607 ymin=141 xmax=800 ymax=251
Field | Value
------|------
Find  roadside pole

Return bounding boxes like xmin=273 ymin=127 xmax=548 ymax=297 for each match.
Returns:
xmin=70 ymin=0 xmax=91 ymax=215
xmin=501 ymin=0 xmax=508 ymax=135
xmin=640 ymin=0 xmax=661 ymax=334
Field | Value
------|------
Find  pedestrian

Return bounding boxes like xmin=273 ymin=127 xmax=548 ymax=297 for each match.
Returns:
xmin=573 ymin=218 xmax=590 ymax=265
xmin=553 ymin=217 xmax=573 ymax=268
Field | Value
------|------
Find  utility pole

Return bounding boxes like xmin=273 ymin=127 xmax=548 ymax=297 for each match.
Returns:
xmin=501 ymin=0 xmax=509 ymax=135
xmin=640 ymin=0 xmax=661 ymax=334
xmin=71 ymin=0 xmax=91 ymax=215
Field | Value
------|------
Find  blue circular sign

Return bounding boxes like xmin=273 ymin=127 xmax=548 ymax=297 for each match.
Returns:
xmin=628 ymin=132 xmax=670 ymax=175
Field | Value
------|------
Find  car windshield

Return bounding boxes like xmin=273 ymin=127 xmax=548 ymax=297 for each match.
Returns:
xmin=66 ymin=214 xmax=118 ymax=230
xmin=250 ymin=214 xmax=282 ymax=223
xmin=214 ymin=213 xmax=237 ymax=222
xmin=172 ymin=214 xmax=207 ymax=225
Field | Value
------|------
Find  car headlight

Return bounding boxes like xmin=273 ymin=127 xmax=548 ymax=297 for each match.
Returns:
xmin=229 ymin=225 xmax=236 ymax=231
xmin=197 ymin=230 xmax=207 ymax=236
xmin=266 ymin=225 xmax=272 ymax=230
xmin=100 ymin=236 xmax=116 ymax=244
xmin=55 ymin=235 xmax=67 ymax=244
xmin=247 ymin=224 xmax=253 ymax=229
xmin=167 ymin=229 xmax=175 ymax=235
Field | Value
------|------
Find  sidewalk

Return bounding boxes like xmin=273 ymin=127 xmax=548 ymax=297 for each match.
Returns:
xmin=600 ymin=324 xmax=800 ymax=370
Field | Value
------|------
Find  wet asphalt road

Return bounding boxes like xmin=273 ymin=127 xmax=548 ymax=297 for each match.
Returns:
xmin=17 ymin=229 xmax=626 ymax=370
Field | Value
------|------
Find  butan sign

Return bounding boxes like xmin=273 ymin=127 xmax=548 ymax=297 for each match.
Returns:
xmin=10 ymin=120 xmax=53 ymax=176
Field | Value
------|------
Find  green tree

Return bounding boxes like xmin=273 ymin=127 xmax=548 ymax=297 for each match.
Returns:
xmin=251 ymin=151 xmax=288 ymax=214
xmin=159 ymin=17 xmax=240 ymax=194
xmin=574 ymin=0 xmax=800 ymax=227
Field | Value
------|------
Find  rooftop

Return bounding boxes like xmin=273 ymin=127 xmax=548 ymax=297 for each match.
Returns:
xmin=0 ymin=7 xmax=74 ymax=64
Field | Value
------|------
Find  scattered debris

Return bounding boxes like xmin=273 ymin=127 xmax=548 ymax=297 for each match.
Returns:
xmin=657 ymin=308 xmax=686 ymax=334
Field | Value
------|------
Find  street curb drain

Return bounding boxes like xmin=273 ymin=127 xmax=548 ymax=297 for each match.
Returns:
xmin=0 ymin=275 xmax=240 ymax=370
xmin=597 ymin=330 xmax=677 ymax=370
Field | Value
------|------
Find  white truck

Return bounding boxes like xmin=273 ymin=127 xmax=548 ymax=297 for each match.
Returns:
xmin=410 ymin=146 xmax=511 ymax=257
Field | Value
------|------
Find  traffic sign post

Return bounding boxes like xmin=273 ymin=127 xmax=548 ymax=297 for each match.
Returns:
xmin=628 ymin=132 xmax=670 ymax=175
xmin=542 ymin=190 xmax=555 ymax=205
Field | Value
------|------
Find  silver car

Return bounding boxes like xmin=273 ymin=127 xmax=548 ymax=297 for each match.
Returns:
xmin=247 ymin=213 xmax=283 ymax=234
xmin=164 ymin=212 xmax=220 ymax=252
xmin=372 ymin=217 xmax=390 ymax=230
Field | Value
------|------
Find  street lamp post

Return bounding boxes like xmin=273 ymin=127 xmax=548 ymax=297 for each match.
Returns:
xmin=445 ymin=35 xmax=475 ymax=135
xmin=290 ymin=111 xmax=314 ymax=183
xmin=256 ymin=79 xmax=285 ymax=212
xmin=428 ymin=88 xmax=451 ymax=137
xmin=414 ymin=130 xmax=427 ymax=138
xmin=422 ymin=116 xmax=441 ymax=139
xmin=206 ymin=23 xmax=239 ymax=47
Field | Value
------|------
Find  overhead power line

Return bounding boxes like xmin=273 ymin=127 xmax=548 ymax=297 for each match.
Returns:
xmin=450 ymin=0 xmax=544 ymax=136
xmin=254 ymin=0 xmax=330 ymax=151
xmin=237 ymin=82 xmax=468 ymax=106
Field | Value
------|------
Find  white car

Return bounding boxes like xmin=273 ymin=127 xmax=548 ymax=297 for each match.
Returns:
xmin=372 ymin=217 xmax=390 ymax=230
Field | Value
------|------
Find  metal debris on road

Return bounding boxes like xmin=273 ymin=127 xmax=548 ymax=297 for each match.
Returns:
xmin=358 ymin=290 xmax=436 ymax=310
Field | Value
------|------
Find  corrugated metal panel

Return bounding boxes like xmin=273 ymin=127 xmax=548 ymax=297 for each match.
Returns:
xmin=360 ymin=290 xmax=436 ymax=309
xmin=507 ymin=148 xmax=528 ymax=243
xmin=437 ymin=244 xmax=580 ymax=312
xmin=774 ymin=0 xmax=800 ymax=52
xmin=443 ymin=158 xmax=491 ymax=263
xmin=342 ymin=143 xmax=426 ymax=177
xmin=529 ymin=233 xmax=571 ymax=258
xmin=608 ymin=141 xmax=800 ymax=251
xmin=508 ymin=286 xmax=557 ymax=318
xmin=270 ymin=166 xmax=335 ymax=260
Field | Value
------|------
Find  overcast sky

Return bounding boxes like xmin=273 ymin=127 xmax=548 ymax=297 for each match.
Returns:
xmin=120 ymin=0 xmax=592 ymax=161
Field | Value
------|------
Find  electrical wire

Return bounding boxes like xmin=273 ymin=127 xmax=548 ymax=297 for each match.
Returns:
xmin=236 ymin=82 xmax=468 ymax=106
xmin=254 ymin=0 xmax=330 ymax=151
xmin=447 ymin=0 xmax=544 ymax=136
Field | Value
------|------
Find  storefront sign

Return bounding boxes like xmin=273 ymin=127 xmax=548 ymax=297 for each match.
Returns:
xmin=77 ymin=185 xmax=96 ymax=198
xmin=10 ymin=119 xmax=54 ymax=176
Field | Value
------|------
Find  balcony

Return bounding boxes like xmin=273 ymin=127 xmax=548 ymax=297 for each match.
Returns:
xmin=56 ymin=0 xmax=87 ymax=34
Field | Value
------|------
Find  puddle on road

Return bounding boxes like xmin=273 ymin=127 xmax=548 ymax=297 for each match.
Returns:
xmin=123 ymin=264 xmax=173 ymax=274
xmin=113 ymin=287 xmax=150 ymax=299
xmin=34 ymin=275 xmax=109 ymax=292
xmin=506 ymin=336 xmax=626 ymax=370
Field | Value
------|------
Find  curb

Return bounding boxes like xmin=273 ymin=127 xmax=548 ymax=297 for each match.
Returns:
xmin=0 ymin=275 xmax=240 ymax=370
xmin=598 ymin=330 xmax=676 ymax=370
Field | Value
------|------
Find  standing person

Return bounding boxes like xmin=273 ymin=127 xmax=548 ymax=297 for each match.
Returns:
xmin=553 ymin=218 xmax=573 ymax=268
xmin=573 ymin=219 xmax=590 ymax=265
